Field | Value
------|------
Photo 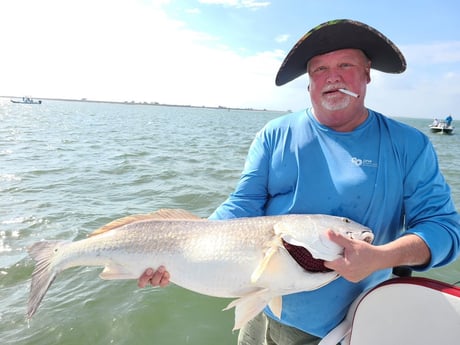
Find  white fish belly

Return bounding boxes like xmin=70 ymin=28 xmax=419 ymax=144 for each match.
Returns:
xmin=82 ymin=219 xmax=273 ymax=298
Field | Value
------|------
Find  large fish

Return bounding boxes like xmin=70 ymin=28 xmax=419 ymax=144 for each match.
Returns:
xmin=27 ymin=209 xmax=373 ymax=330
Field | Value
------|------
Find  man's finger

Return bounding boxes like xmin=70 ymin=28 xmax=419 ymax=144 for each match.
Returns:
xmin=149 ymin=266 xmax=166 ymax=286
xmin=326 ymin=229 xmax=352 ymax=246
xmin=138 ymin=268 xmax=154 ymax=288
xmin=159 ymin=270 xmax=171 ymax=287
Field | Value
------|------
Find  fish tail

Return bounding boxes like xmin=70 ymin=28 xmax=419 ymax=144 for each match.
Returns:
xmin=27 ymin=240 xmax=66 ymax=318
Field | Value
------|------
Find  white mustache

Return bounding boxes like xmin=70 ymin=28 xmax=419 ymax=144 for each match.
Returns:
xmin=322 ymin=85 xmax=346 ymax=93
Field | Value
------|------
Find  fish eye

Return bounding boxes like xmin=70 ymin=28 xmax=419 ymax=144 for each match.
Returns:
xmin=342 ymin=218 xmax=351 ymax=223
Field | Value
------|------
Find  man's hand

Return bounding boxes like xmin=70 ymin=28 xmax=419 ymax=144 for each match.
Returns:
xmin=323 ymin=229 xmax=379 ymax=282
xmin=323 ymin=229 xmax=431 ymax=283
xmin=138 ymin=266 xmax=171 ymax=288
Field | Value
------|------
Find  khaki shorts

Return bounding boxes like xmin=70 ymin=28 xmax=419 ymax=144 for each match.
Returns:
xmin=237 ymin=313 xmax=324 ymax=345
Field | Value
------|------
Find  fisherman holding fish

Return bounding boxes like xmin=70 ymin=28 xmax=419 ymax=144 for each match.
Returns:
xmin=138 ymin=19 xmax=460 ymax=344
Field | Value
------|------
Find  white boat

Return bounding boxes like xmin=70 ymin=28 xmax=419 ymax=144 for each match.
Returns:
xmin=320 ymin=275 xmax=460 ymax=345
xmin=10 ymin=96 xmax=42 ymax=104
xmin=429 ymin=117 xmax=454 ymax=134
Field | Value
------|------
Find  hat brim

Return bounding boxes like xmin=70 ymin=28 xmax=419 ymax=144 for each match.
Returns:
xmin=275 ymin=19 xmax=406 ymax=86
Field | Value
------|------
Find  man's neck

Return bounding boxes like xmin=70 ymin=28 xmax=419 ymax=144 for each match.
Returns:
xmin=312 ymin=107 xmax=369 ymax=132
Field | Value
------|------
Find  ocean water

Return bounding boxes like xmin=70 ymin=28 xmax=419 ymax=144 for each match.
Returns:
xmin=0 ymin=99 xmax=459 ymax=345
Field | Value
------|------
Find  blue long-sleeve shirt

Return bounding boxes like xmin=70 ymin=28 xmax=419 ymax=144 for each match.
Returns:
xmin=209 ymin=108 xmax=460 ymax=337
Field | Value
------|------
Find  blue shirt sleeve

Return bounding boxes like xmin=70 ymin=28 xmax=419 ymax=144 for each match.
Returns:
xmin=400 ymin=137 xmax=460 ymax=269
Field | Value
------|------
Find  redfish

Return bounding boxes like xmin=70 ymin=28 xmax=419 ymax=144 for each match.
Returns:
xmin=27 ymin=209 xmax=373 ymax=330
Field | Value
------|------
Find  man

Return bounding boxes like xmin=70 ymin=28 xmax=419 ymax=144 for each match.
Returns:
xmin=139 ymin=19 xmax=460 ymax=344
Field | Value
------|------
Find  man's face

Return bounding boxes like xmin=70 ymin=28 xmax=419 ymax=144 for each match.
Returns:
xmin=307 ymin=49 xmax=371 ymax=112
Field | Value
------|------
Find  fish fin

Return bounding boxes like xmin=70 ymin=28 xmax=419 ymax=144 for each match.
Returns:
xmin=89 ymin=209 xmax=202 ymax=237
xmin=89 ymin=214 xmax=158 ymax=237
xmin=251 ymin=234 xmax=287 ymax=284
xmin=99 ymin=263 xmax=137 ymax=280
xmin=224 ymin=288 xmax=274 ymax=330
xmin=27 ymin=240 xmax=68 ymax=318
xmin=250 ymin=246 xmax=278 ymax=284
xmin=251 ymin=236 xmax=283 ymax=284
xmin=268 ymin=296 xmax=282 ymax=319
xmin=148 ymin=209 xmax=202 ymax=220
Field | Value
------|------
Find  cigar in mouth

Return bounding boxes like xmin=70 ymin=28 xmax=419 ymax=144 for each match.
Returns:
xmin=338 ymin=88 xmax=360 ymax=98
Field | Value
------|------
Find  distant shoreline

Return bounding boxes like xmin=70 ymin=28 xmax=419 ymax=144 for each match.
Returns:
xmin=2 ymin=95 xmax=288 ymax=113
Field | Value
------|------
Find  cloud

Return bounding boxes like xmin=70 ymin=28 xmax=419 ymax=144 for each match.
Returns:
xmin=0 ymin=0 xmax=216 ymax=101
xmin=186 ymin=7 xmax=202 ymax=14
xmin=315 ymin=41 xmax=460 ymax=118
xmin=0 ymin=0 xmax=284 ymax=108
xmin=1 ymin=0 xmax=457 ymax=118
xmin=402 ymin=41 xmax=460 ymax=65
xmin=275 ymin=34 xmax=290 ymax=43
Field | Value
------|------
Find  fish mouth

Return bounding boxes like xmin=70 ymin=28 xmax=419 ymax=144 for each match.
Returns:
xmin=343 ymin=223 xmax=374 ymax=243
xmin=362 ymin=232 xmax=374 ymax=243
xmin=350 ymin=230 xmax=374 ymax=244
xmin=282 ymin=239 xmax=332 ymax=273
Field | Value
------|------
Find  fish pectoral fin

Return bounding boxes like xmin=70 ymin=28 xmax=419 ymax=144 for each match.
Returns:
xmin=268 ymin=296 xmax=282 ymax=319
xmin=251 ymin=246 xmax=278 ymax=284
xmin=99 ymin=263 xmax=136 ymax=280
xmin=223 ymin=288 xmax=275 ymax=331
xmin=251 ymin=238 xmax=293 ymax=285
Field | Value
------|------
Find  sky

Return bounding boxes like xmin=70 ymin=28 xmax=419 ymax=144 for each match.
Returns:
xmin=1 ymin=0 xmax=459 ymax=118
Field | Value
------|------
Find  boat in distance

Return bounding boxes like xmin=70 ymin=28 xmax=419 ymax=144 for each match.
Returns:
xmin=10 ymin=96 xmax=42 ymax=104
xmin=429 ymin=116 xmax=454 ymax=134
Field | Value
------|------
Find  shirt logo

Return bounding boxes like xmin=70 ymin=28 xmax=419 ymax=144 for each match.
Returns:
xmin=351 ymin=157 xmax=377 ymax=168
